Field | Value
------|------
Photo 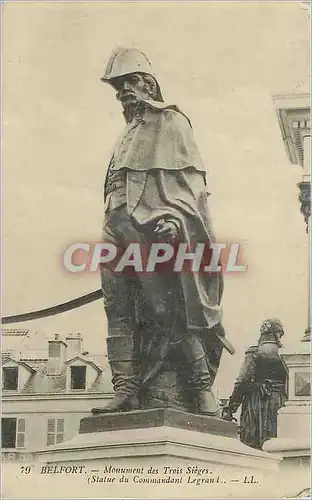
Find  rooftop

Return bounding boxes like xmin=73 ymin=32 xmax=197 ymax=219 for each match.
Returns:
xmin=1 ymin=329 xmax=112 ymax=395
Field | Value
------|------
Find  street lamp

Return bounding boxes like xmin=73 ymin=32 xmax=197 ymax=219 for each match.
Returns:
xmin=298 ymin=173 xmax=311 ymax=341
xmin=298 ymin=180 xmax=311 ymax=234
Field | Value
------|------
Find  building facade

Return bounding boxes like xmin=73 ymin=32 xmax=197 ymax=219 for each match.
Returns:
xmin=1 ymin=330 xmax=112 ymax=461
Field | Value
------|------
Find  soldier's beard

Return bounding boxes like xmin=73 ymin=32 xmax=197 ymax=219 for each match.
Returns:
xmin=118 ymin=85 xmax=152 ymax=122
xmin=121 ymin=99 xmax=145 ymax=123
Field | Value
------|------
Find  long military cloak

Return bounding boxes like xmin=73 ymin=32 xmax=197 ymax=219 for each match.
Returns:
xmin=105 ymin=98 xmax=223 ymax=331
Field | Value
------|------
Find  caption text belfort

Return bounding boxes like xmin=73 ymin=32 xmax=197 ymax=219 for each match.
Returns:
xmin=39 ymin=464 xmax=259 ymax=486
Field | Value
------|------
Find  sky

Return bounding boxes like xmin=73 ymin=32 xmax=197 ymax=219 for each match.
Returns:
xmin=2 ymin=1 xmax=310 ymax=395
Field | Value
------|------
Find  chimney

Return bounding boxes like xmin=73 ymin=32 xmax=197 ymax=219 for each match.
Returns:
xmin=65 ymin=333 xmax=83 ymax=360
xmin=47 ymin=334 xmax=67 ymax=375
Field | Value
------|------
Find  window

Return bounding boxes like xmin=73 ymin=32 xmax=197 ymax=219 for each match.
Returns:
xmin=47 ymin=418 xmax=64 ymax=446
xmin=3 ymin=367 xmax=18 ymax=390
xmin=1 ymin=418 xmax=26 ymax=448
xmin=1 ymin=418 xmax=16 ymax=448
xmin=70 ymin=366 xmax=86 ymax=389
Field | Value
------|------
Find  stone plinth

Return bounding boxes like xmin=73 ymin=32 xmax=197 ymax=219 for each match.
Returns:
xmin=263 ymin=341 xmax=310 ymax=468
xmin=32 ymin=408 xmax=290 ymax=498
xmin=79 ymin=407 xmax=238 ymax=436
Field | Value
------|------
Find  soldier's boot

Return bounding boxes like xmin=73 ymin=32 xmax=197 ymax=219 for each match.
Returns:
xmin=188 ymin=355 xmax=220 ymax=416
xmin=181 ymin=336 xmax=220 ymax=417
xmin=91 ymin=335 xmax=140 ymax=414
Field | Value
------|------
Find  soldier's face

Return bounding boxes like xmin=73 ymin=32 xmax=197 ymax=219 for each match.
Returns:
xmin=276 ymin=331 xmax=284 ymax=348
xmin=115 ymin=73 xmax=150 ymax=107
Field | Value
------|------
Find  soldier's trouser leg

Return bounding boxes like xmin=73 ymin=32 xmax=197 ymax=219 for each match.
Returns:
xmin=181 ymin=334 xmax=219 ymax=416
xmin=92 ymin=210 xmax=142 ymax=414
xmin=92 ymin=268 xmax=141 ymax=414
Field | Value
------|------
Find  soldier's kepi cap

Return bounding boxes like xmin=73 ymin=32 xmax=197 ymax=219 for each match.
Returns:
xmin=101 ymin=47 xmax=164 ymax=102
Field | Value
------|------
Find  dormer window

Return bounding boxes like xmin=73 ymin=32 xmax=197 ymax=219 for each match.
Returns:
xmin=3 ymin=367 xmax=19 ymax=390
xmin=2 ymin=359 xmax=34 ymax=391
xmin=65 ymin=356 xmax=102 ymax=391
xmin=70 ymin=366 xmax=86 ymax=389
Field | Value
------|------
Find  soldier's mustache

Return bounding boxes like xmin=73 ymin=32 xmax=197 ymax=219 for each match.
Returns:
xmin=118 ymin=91 xmax=136 ymax=101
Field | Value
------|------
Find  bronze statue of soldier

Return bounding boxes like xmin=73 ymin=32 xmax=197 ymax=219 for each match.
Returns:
xmin=222 ymin=318 xmax=288 ymax=449
xmin=92 ymin=47 xmax=234 ymax=416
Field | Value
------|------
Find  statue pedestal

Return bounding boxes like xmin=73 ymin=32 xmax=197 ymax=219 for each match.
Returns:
xmin=34 ymin=408 xmax=286 ymax=498
xmin=263 ymin=340 xmax=310 ymax=470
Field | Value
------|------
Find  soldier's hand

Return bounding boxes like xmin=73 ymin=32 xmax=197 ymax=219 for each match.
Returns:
xmin=153 ymin=219 xmax=179 ymax=242
xmin=221 ymin=405 xmax=236 ymax=422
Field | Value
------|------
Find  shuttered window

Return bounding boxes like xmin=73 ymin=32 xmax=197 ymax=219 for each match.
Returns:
xmin=16 ymin=418 xmax=26 ymax=448
xmin=47 ymin=418 xmax=64 ymax=446
xmin=1 ymin=418 xmax=26 ymax=448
